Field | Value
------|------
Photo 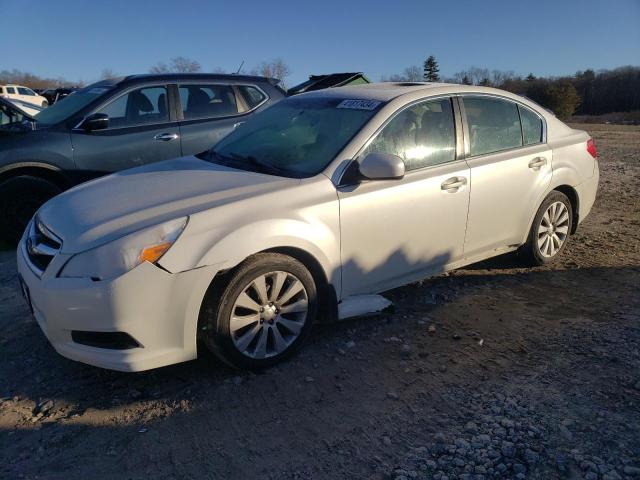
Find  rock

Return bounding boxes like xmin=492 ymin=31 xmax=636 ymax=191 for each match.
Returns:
xmin=624 ymin=466 xmax=640 ymax=476
xmin=232 ymin=376 xmax=243 ymax=386
xmin=387 ymin=392 xmax=399 ymax=400
xmin=464 ymin=422 xmax=478 ymax=434
xmin=304 ymin=376 xmax=314 ymax=383
xmin=428 ymin=325 xmax=436 ymax=335
xmin=501 ymin=441 xmax=515 ymax=458
xmin=603 ymin=471 xmax=622 ymax=480
xmin=345 ymin=340 xmax=356 ymax=349
xmin=400 ymin=344 xmax=412 ymax=356
xmin=452 ymin=334 xmax=461 ymax=340
xmin=337 ymin=348 xmax=346 ymax=355
xmin=382 ymin=436 xmax=392 ymax=446
xmin=513 ymin=463 xmax=526 ymax=474
xmin=559 ymin=424 xmax=573 ymax=441
xmin=585 ymin=473 xmax=598 ymax=480
xmin=634 ymin=380 xmax=640 ymax=390
xmin=524 ymin=448 xmax=540 ymax=464
xmin=34 ymin=399 xmax=54 ymax=415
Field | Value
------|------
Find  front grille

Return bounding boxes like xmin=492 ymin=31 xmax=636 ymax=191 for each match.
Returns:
xmin=25 ymin=218 xmax=62 ymax=274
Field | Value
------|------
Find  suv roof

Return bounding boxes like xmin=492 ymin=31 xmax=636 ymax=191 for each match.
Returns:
xmin=94 ymin=73 xmax=282 ymax=88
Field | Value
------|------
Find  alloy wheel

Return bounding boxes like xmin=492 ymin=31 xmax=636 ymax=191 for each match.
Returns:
xmin=537 ymin=201 xmax=570 ymax=258
xmin=230 ymin=271 xmax=308 ymax=359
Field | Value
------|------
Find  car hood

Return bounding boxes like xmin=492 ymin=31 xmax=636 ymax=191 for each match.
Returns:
xmin=37 ymin=156 xmax=297 ymax=254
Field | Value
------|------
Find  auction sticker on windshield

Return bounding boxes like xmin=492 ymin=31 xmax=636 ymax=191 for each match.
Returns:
xmin=337 ymin=99 xmax=381 ymax=110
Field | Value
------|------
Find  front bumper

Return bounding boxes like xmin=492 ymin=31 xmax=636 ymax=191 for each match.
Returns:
xmin=17 ymin=244 xmax=219 ymax=372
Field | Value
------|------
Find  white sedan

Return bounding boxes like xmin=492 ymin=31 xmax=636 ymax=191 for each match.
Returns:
xmin=17 ymin=83 xmax=599 ymax=371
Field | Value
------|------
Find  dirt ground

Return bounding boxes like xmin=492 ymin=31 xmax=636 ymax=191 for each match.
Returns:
xmin=1 ymin=124 xmax=639 ymax=480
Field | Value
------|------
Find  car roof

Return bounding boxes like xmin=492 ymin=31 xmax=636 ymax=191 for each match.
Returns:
xmin=296 ymin=81 xmax=536 ymax=104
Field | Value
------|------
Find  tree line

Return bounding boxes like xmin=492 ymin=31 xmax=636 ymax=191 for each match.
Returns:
xmin=383 ymin=56 xmax=640 ymax=119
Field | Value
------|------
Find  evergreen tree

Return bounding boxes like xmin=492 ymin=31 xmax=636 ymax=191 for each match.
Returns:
xmin=462 ymin=75 xmax=472 ymax=85
xmin=423 ymin=55 xmax=440 ymax=82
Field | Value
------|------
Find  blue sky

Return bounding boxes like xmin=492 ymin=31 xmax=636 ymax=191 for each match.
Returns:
xmin=1 ymin=0 xmax=638 ymax=86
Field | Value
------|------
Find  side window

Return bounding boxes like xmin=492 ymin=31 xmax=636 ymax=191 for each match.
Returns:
xmin=97 ymin=86 xmax=169 ymax=128
xmin=519 ymin=105 xmax=543 ymax=145
xmin=464 ymin=97 xmax=522 ymax=156
xmin=238 ymin=85 xmax=267 ymax=109
xmin=6 ymin=87 xmax=16 ymax=94
xmin=179 ymin=84 xmax=239 ymax=120
xmin=361 ymin=98 xmax=456 ymax=171
xmin=18 ymin=87 xmax=31 ymax=95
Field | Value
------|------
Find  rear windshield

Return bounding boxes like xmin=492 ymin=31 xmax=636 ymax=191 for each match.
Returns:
xmin=34 ymin=85 xmax=113 ymax=125
xmin=210 ymin=96 xmax=382 ymax=178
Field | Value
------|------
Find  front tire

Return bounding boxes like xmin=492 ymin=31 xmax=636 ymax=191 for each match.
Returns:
xmin=200 ymin=253 xmax=317 ymax=370
xmin=0 ymin=176 xmax=61 ymax=245
xmin=521 ymin=191 xmax=573 ymax=266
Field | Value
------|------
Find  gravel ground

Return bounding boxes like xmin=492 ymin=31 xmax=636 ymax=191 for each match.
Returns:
xmin=1 ymin=124 xmax=639 ymax=479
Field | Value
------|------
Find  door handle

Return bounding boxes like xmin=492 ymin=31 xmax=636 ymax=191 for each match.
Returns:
xmin=528 ymin=156 xmax=547 ymax=170
xmin=441 ymin=176 xmax=467 ymax=193
xmin=154 ymin=133 xmax=179 ymax=142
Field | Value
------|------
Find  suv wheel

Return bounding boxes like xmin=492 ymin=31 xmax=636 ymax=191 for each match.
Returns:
xmin=0 ymin=176 xmax=61 ymax=245
xmin=200 ymin=253 xmax=317 ymax=370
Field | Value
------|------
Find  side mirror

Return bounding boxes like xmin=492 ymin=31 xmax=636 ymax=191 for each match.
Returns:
xmin=358 ymin=152 xmax=405 ymax=180
xmin=82 ymin=113 xmax=109 ymax=132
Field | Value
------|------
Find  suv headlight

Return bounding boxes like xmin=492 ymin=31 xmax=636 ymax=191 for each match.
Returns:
xmin=60 ymin=217 xmax=188 ymax=280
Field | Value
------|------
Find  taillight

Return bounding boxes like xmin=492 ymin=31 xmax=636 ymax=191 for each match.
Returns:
xmin=587 ymin=138 xmax=598 ymax=158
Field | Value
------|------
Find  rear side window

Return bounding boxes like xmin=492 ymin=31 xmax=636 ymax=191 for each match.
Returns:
xmin=519 ymin=105 xmax=543 ymax=145
xmin=464 ymin=97 xmax=522 ymax=156
xmin=6 ymin=87 xmax=16 ymax=94
xmin=179 ymin=84 xmax=239 ymax=120
xmin=238 ymin=85 xmax=267 ymax=109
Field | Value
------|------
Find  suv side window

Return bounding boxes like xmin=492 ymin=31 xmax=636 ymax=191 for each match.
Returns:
xmin=237 ymin=85 xmax=267 ymax=109
xmin=97 ymin=86 xmax=169 ymax=129
xmin=361 ymin=97 xmax=456 ymax=171
xmin=519 ymin=105 xmax=544 ymax=145
xmin=179 ymin=84 xmax=239 ymax=120
xmin=464 ymin=96 xmax=522 ymax=156
xmin=18 ymin=87 xmax=32 ymax=95
xmin=6 ymin=87 xmax=16 ymax=94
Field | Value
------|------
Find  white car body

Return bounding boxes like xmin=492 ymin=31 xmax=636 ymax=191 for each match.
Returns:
xmin=0 ymin=84 xmax=48 ymax=107
xmin=17 ymin=83 xmax=599 ymax=371
xmin=5 ymin=98 xmax=43 ymax=117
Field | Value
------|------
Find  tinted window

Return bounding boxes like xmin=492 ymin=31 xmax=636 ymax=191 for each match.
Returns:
xmin=212 ymin=96 xmax=380 ymax=178
xmin=179 ymin=84 xmax=238 ymax=120
xmin=519 ymin=105 xmax=543 ymax=145
xmin=34 ymin=85 xmax=113 ymax=124
xmin=18 ymin=87 xmax=34 ymax=96
xmin=97 ymin=86 xmax=169 ymax=128
xmin=361 ymin=98 xmax=456 ymax=170
xmin=6 ymin=87 xmax=15 ymax=94
xmin=238 ymin=85 xmax=266 ymax=109
xmin=464 ymin=97 xmax=522 ymax=156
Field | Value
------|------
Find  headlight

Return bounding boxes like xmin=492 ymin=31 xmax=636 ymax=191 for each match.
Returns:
xmin=60 ymin=217 xmax=188 ymax=280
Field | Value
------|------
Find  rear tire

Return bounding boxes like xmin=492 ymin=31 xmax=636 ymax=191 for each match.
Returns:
xmin=0 ymin=176 xmax=61 ymax=245
xmin=520 ymin=191 xmax=573 ymax=266
xmin=200 ymin=253 xmax=317 ymax=370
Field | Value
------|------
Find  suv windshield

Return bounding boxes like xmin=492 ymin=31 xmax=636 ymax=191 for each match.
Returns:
xmin=209 ymin=96 xmax=383 ymax=178
xmin=34 ymin=85 xmax=114 ymax=125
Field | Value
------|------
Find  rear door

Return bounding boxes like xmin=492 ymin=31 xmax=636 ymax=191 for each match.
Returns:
xmin=177 ymin=83 xmax=268 ymax=155
xmin=71 ymin=84 xmax=182 ymax=177
xmin=461 ymin=95 xmax=552 ymax=258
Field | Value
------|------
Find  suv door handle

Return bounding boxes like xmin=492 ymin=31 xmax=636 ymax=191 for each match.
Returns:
xmin=441 ymin=176 xmax=467 ymax=193
xmin=154 ymin=133 xmax=179 ymax=142
xmin=528 ymin=156 xmax=547 ymax=170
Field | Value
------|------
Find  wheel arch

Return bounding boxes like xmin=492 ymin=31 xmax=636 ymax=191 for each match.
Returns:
xmin=0 ymin=162 xmax=71 ymax=190
xmin=552 ymin=184 xmax=580 ymax=234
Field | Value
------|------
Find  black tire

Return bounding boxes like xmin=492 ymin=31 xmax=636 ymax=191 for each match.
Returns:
xmin=200 ymin=253 xmax=318 ymax=370
xmin=520 ymin=190 xmax=573 ymax=266
xmin=0 ymin=176 xmax=61 ymax=245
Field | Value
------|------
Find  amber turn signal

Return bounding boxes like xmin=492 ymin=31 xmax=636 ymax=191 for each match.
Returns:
xmin=139 ymin=242 xmax=172 ymax=264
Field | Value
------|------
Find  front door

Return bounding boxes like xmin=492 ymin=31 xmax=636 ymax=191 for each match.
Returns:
xmin=71 ymin=85 xmax=181 ymax=178
xmin=461 ymin=96 xmax=552 ymax=257
xmin=338 ymin=97 xmax=470 ymax=296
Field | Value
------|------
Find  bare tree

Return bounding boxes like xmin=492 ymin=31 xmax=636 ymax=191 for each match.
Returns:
xmin=100 ymin=68 xmax=118 ymax=80
xmin=403 ymin=65 xmax=422 ymax=82
xmin=149 ymin=57 xmax=202 ymax=74
xmin=250 ymin=58 xmax=291 ymax=85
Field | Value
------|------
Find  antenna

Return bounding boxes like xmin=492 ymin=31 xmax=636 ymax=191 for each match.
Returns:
xmin=235 ymin=61 xmax=245 ymax=75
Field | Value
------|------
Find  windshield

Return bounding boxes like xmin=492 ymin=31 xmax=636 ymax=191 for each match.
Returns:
xmin=210 ymin=96 xmax=382 ymax=178
xmin=34 ymin=85 xmax=113 ymax=124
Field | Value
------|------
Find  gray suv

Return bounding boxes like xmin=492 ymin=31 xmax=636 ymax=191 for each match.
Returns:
xmin=0 ymin=73 xmax=285 ymax=243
